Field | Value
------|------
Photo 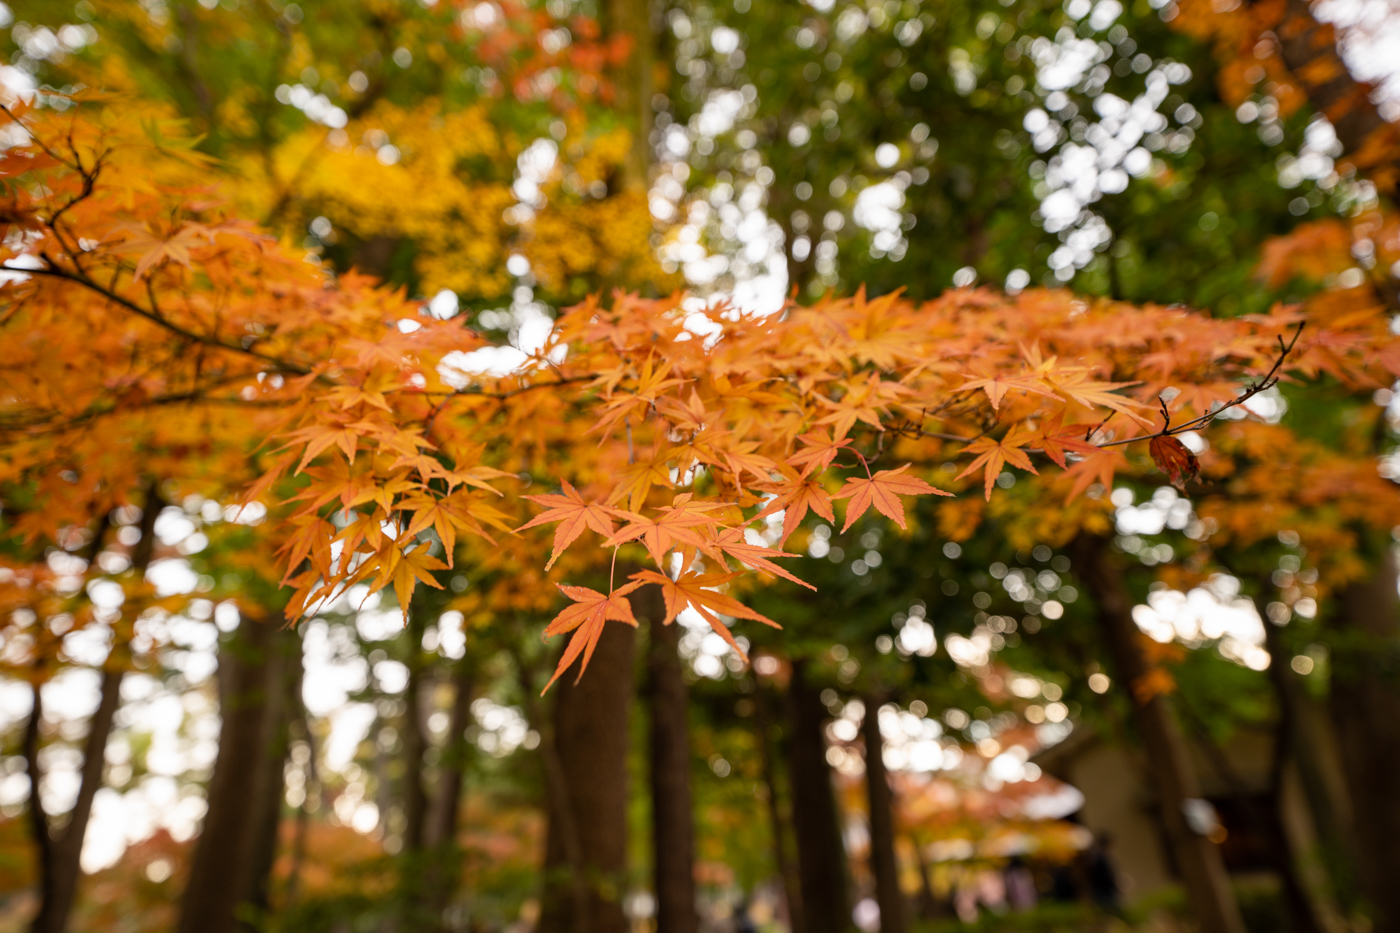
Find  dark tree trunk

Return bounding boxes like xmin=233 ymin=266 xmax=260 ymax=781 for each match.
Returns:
xmin=1252 ymin=591 xmax=1358 ymax=918
xmin=642 ymin=585 xmax=697 ymax=933
xmin=176 ymin=614 xmax=293 ymax=933
xmin=401 ymin=621 xmax=429 ymax=854
xmin=862 ymin=697 xmax=906 ymax=933
xmin=26 ymin=490 xmax=159 ymax=933
xmin=754 ymin=683 xmax=803 ymax=933
xmin=786 ymin=662 xmax=850 ymax=933
xmin=1329 ymin=549 xmax=1400 ymax=932
xmin=1069 ymin=535 xmax=1245 ymax=933
xmin=243 ymin=628 xmax=301 ymax=920
xmin=423 ymin=659 xmax=477 ymax=921
xmin=1270 ymin=0 xmax=1400 ymax=192
xmin=538 ymin=619 xmax=637 ymax=933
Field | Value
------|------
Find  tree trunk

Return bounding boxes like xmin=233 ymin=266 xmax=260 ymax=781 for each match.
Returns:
xmin=26 ymin=489 xmax=159 ymax=933
xmin=603 ymin=0 xmax=654 ymax=191
xmin=243 ymin=627 xmax=301 ymax=920
xmin=754 ymin=683 xmax=803 ymax=933
xmin=401 ymin=624 xmax=429 ymax=855
xmin=1269 ymin=0 xmax=1400 ymax=192
xmin=422 ymin=658 xmax=476 ymax=922
xmin=1252 ymin=591 xmax=1359 ymax=921
xmin=176 ymin=614 xmax=292 ymax=933
xmin=786 ymin=662 xmax=850 ymax=933
xmin=538 ymin=619 xmax=637 ymax=933
xmin=642 ymin=585 xmax=697 ymax=933
xmin=862 ymin=697 xmax=906 ymax=933
xmin=1069 ymin=534 xmax=1245 ymax=933
xmin=1329 ymin=548 xmax=1400 ymax=933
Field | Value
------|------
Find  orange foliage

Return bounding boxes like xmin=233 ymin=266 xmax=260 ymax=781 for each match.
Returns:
xmin=5 ymin=97 xmax=1400 ymax=692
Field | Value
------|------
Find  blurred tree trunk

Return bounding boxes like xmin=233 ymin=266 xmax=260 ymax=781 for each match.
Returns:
xmin=539 ymin=620 xmax=637 ymax=933
xmin=641 ymin=584 xmax=698 ymax=933
xmin=176 ymin=613 xmax=295 ymax=933
xmin=1270 ymin=0 xmax=1400 ymax=193
xmin=423 ymin=658 xmax=477 ymax=920
xmin=754 ymin=682 xmax=803 ymax=933
xmin=603 ymin=0 xmax=654 ymax=192
xmin=1247 ymin=589 xmax=1359 ymax=920
xmin=786 ymin=661 xmax=850 ymax=933
xmin=862 ymin=696 xmax=906 ymax=933
xmin=26 ymin=488 xmax=159 ymax=933
xmin=1070 ymin=534 xmax=1246 ymax=933
xmin=401 ymin=610 xmax=429 ymax=855
xmin=1329 ymin=549 xmax=1400 ymax=933
xmin=243 ymin=628 xmax=301 ymax=921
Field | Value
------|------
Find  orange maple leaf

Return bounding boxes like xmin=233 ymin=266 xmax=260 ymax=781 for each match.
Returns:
xmin=603 ymin=494 xmax=728 ymax=568
xmin=709 ymin=527 xmax=815 ymax=590
xmin=787 ymin=430 xmax=853 ymax=473
xmin=631 ymin=569 xmax=780 ymax=660
xmin=541 ymin=582 xmax=643 ymax=691
xmin=755 ymin=469 xmax=836 ymax=543
xmin=832 ymin=463 xmax=950 ymax=531
xmin=955 ymin=429 xmax=1039 ymax=501
xmin=517 ymin=481 xmax=620 ymax=569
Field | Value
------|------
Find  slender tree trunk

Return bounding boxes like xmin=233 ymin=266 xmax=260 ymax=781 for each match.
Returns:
xmin=1328 ymin=549 xmax=1400 ymax=933
xmin=26 ymin=489 xmax=159 ymax=933
xmin=786 ymin=661 xmax=850 ymax=933
xmin=401 ymin=639 xmax=429 ymax=855
xmin=603 ymin=0 xmax=654 ymax=191
xmin=912 ymin=837 xmax=942 ymax=920
xmin=423 ymin=659 xmax=476 ymax=922
xmin=244 ymin=628 xmax=301 ymax=920
xmin=862 ymin=697 xmax=906 ymax=933
xmin=642 ymin=585 xmax=697 ymax=933
xmin=538 ymin=620 xmax=637 ymax=933
xmin=176 ymin=613 xmax=290 ymax=933
xmin=754 ymin=683 xmax=803 ymax=933
xmin=1069 ymin=534 xmax=1246 ymax=933
xmin=1251 ymin=590 xmax=1359 ymax=918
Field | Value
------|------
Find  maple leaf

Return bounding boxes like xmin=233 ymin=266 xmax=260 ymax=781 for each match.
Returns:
xmin=280 ymin=418 xmax=363 ymax=473
xmin=609 ymin=445 xmax=675 ymax=512
xmin=1149 ymin=435 xmax=1201 ymax=491
xmin=592 ymin=356 xmax=686 ymax=436
xmin=401 ymin=491 xmax=499 ymax=565
xmin=604 ymin=494 xmax=728 ymax=568
xmin=1062 ymin=446 xmax=1129 ymax=502
xmin=1028 ymin=417 xmax=1101 ymax=469
xmin=755 ymin=469 xmax=836 ymax=543
xmin=631 ymin=569 xmax=780 ymax=660
xmin=541 ymin=582 xmax=643 ymax=692
xmin=367 ymin=541 xmax=446 ymax=622
xmin=517 ymin=481 xmax=620 ymax=569
xmin=955 ymin=429 xmax=1040 ymax=501
xmin=957 ymin=369 xmax=1056 ymax=410
xmin=709 ymin=527 xmax=815 ymax=590
xmin=832 ymin=464 xmax=950 ymax=531
xmin=1053 ymin=374 xmax=1153 ymax=425
xmin=787 ymin=430 xmax=853 ymax=473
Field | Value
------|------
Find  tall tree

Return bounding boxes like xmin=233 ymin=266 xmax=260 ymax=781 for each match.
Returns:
xmin=644 ymin=586 xmax=698 ymax=933
xmin=786 ymin=662 xmax=851 ymax=933
xmin=24 ymin=484 xmax=160 ymax=933
xmin=1070 ymin=534 xmax=1246 ymax=933
xmin=176 ymin=610 xmax=296 ymax=933
xmin=861 ymin=696 xmax=906 ymax=933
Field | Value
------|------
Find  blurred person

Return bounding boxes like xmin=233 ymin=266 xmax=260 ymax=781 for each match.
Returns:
xmin=1004 ymin=856 xmax=1037 ymax=912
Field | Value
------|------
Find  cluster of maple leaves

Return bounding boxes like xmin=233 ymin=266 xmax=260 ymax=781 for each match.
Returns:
xmin=3 ymin=98 xmax=1399 ymax=689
